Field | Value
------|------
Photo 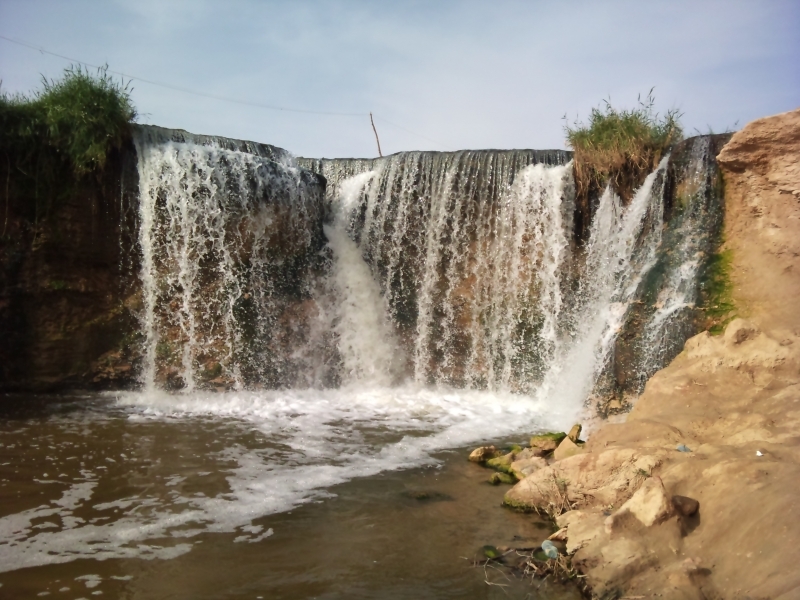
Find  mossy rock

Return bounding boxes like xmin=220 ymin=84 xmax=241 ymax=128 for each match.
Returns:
xmin=530 ymin=432 xmax=567 ymax=452
xmin=489 ymin=472 xmax=516 ymax=485
xmin=482 ymin=545 xmax=502 ymax=560
xmin=486 ymin=451 xmax=518 ymax=474
xmin=502 ymin=495 xmax=538 ymax=513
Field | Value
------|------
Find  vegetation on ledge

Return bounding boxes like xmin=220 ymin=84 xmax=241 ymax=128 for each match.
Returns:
xmin=1 ymin=65 xmax=136 ymax=231
xmin=565 ymin=90 xmax=683 ymax=206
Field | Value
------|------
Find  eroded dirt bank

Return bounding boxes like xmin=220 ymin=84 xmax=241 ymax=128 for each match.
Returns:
xmin=504 ymin=108 xmax=800 ymax=599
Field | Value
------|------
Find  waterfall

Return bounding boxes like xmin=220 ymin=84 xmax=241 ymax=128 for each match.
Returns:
xmin=312 ymin=153 xmax=670 ymax=426
xmin=305 ymin=150 xmax=575 ymax=392
xmin=133 ymin=127 xmax=721 ymax=425
xmin=133 ymin=126 xmax=325 ymax=391
xmin=536 ymin=158 xmax=668 ymax=420
xmin=321 ymin=171 xmax=403 ymax=385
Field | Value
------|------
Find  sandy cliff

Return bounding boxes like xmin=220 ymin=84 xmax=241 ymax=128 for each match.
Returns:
xmin=505 ymin=108 xmax=800 ymax=599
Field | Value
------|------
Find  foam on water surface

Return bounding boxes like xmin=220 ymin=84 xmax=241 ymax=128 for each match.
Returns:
xmin=0 ymin=386 xmax=559 ymax=573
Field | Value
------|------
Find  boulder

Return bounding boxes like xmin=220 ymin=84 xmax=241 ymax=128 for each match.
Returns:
xmin=553 ymin=437 xmax=585 ymax=461
xmin=510 ymin=456 xmax=547 ymax=479
xmin=605 ymin=477 xmax=674 ymax=534
xmin=567 ymin=423 xmax=583 ymax=443
xmin=529 ymin=431 xmax=567 ymax=452
xmin=504 ymin=448 xmax=663 ymax=513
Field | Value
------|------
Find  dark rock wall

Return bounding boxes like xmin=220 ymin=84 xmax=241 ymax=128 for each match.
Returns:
xmin=0 ymin=141 xmax=141 ymax=391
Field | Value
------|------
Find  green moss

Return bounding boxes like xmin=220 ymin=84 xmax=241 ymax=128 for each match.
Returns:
xmin=530 ymin=432 xmax=567 ymax=447
xmin=699 ymin=248 xmax=736 ymax=334
xmin=486 ymin=454 xmax=515 ymax=474
xmin=489 ymin=472 xmax=516 ymax=485
xmin=501 ymin=495 xmax=539 ymax=513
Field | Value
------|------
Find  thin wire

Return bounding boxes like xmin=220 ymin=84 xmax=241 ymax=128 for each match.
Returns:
xmin=0 ymin=33 xmax=450 ymax=149
xmin=0 ymin=34 xmax=365 ymax=116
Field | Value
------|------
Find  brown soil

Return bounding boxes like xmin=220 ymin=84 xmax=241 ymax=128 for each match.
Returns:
xmin=505 ymin=108 xmax=800 ymax=599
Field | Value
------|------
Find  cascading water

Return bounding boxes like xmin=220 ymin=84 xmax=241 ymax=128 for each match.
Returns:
xmin=311 ymin=152 xmax=671 ymax=423
xmin=133 ymin=126 xmax=326 ymax=391
xmin=537 ymin=158 xmax=668 ymax=417
xmin=304 ymin=150 xmax=575 ymax=392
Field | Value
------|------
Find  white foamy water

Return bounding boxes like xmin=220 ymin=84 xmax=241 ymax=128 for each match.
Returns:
xmin=321 ymin=171 xmax=403 ymax=384
xmin=0 ymin=387 xmax=555 ymax=573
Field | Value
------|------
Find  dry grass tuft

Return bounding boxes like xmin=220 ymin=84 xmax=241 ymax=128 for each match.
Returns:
xmin=565 ymin=90 xmax=682 ymax=206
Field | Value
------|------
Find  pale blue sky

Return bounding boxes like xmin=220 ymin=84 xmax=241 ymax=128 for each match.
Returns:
xmin=1 ymin=0 xmax=798 ymax=157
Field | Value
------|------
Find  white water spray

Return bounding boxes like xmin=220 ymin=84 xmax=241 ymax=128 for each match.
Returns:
xmin=323 ymin=171 xmax=403 ymax=385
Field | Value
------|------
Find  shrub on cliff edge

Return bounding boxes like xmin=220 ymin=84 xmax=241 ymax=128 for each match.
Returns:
xmin=1 ymin=65 xmax=136 ymax=232
xmin=1 ymin=64 xmax=136 ymax=174
xmin=565 ymin=90 xmax=682 ymax=205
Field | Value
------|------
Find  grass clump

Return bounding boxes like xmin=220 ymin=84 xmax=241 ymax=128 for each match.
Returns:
xmin=699 ymin=248 xmax=736 ymax=334
xmin=1 ymin=65 xmax=136 ymax=232
xmin=1 ymin=64 xmax=136 ymax=174
xmin=565 ymin=90 xmax=682 ymax=205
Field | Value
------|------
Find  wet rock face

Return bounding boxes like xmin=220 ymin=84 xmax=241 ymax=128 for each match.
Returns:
xmin=0 ymin=128 xmax=329 ymax=392
xmin=133 ymin=126 xmax=329 ymax=391
xmin=604 ymin=133 xmax=733 ymax=399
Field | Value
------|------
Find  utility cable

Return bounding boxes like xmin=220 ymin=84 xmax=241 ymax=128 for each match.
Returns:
xmin=0 ymin=34 xmax=365 ymax=116
xmin=0 ymin=33 xmax=449 ymax=148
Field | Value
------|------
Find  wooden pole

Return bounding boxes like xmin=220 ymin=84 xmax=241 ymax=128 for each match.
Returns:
xmin=370 ymin=112 xmax=383 ymax=157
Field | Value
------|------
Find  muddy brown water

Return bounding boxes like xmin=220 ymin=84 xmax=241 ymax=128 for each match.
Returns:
xmin=0 ymin=394 xmax=581 ymax=600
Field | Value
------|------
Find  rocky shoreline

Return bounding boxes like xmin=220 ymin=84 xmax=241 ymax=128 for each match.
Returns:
xmin=471 ymin=108 xmax=800 ymax=599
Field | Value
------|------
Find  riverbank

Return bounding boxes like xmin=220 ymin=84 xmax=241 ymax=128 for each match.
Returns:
xmin=502 ymin=108 xmax=800 ymax=599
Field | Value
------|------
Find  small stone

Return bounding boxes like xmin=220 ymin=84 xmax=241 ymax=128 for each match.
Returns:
xmin=553 ymin=437 xmax=585 ymax=461
xmin=469 ymin=445 xmax=500 ymax=463
xmin=671 ymin=495 xmax=700 ymax=517
xmin=607 ymin=399 xmax=623 ymax=410
xmin=530 ymin=432 xmax=567 ymax=452
xmin=567 ymin=423 xmax=582 ymax=443
xmin=548 ymin=527 xmax=568 ymax=542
